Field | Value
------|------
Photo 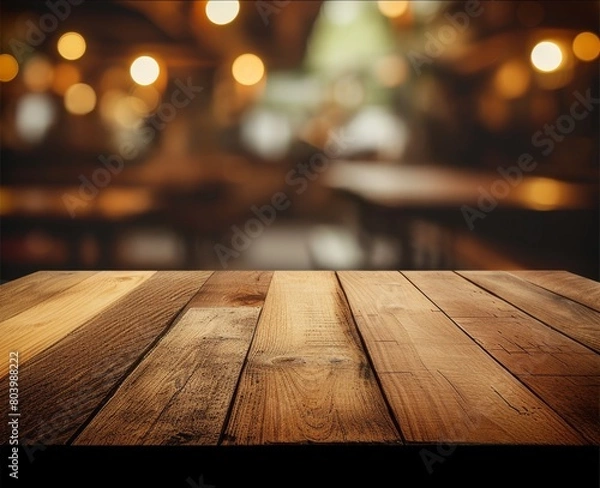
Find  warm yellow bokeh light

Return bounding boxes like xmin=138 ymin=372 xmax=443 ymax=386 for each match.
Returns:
xmin=572 ymin=32 xmax=600 ymax=62
xmin=23 ymin=56 xmax=54 ymax=92
xmin=377 ymin=1 xmax=409 ymax=18
xmin=130 ymin=55 xmax=160 ymax=86
xmin=232 ymin=53 xmax=265 ymax=86
xmin=494 ymin=60 xmax=530 ymax=99
xmin=64 ymin=83 xmax=96 ymax=115
xmin=530 ymin=41 xmax=563 ymax=72
xmin=0 ymin=54 xmax=19 ymax=82
xmin=205 ymin=0 xmax=240 ymax=25
xmin=51 ymin=63 xmax=80 ymax=95
xmin=57 ymin=32 xmax=86 ymax=60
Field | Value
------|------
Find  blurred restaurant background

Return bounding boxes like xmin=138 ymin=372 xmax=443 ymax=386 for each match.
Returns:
xmin=0 ymin=0 xmax=598 ymax=282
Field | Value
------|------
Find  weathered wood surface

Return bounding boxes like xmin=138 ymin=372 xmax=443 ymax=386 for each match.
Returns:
xmin=1 ymin=270 xmax=598 ymax=446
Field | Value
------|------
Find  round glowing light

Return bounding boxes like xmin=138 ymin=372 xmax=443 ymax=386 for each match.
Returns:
xmin=572 ymin=32 xmax=600 ymax=62
xmin=232 ymin=53 xmax=265 ymax=86
xmin=530 ymin=41 xmax=563 ymax=72
xmin=205 ymin=0 xmax=240 ymax=25
xmin=57 ymin=32 xmax=86 ymax=60
xmin=23 ymin=56 xmax=54 ymax=92
xmin=377 ymin=1 xmax=409 ymax=18
xmin=16 ymin=93 xmax=56 ymax=144
xmin=130 ymin=55 xmax=160 ymax=86
xmin=51 ymin=63 xmax=80 ymax=95
xmin=64 ymin=83 xmax=96 ymax=115
xmin=494 ymin=60 xmax=530 ymax=99
xmin=0 ymin=54 xmax=19 ymax=82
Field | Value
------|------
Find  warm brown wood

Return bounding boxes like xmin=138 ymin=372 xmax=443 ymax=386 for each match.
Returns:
xmin=1 ymin=269 xmax=597 ymax=448
xmin=519 ymin=375 xmax=599 ymax=444
xmin=187 ymin=271 xmax=273 ymax=307
xmin=402 ymin=271 xmax=519 ymax=318
xmin=404 ymin=271 xmax=599 ymax=444
xmin=510 ymin=270 xmax=600 ymax=313
xmin=458 ymin=271 xmax=600 ymax=353
xmin=0 ymin=271 xmax=212 ymax=445
xmin=75 ymin=307 xmax=260 ymax=445
xmin=0 ymin=271 xmax=96 ymax=322
xmin=0 ymin=271 xmax=155 ymax=369
xmin=339 ymin=271 xmax=584 ymax=444
xmin=223 ymin=271 xmax=400 ymax=444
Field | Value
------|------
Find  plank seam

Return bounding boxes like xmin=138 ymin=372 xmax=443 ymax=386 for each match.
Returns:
xmin=335 ymin=272 xmax=406 ymax=445
xmin=67 ymin=272 xmax=213 ymax=445
xmin=216 ymin=278 xmax=274 ymax=446
xmin=506 ymin=271 xmax=600 ymax=314
xmin=456 ymin=271 xmax=599 ymax=355
xmin=402 ymin=271 xmax=589 ymax=444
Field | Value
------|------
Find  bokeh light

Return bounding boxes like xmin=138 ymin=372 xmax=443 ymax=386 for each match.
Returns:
xmin=377 ymin=1 xmax=409 ymax=19
xmin=0 ymin=54 xmax=19 ymax=82
xmin=23 ymin=56 xmax=54 ymax=92
xmin=494 ymin=60 xmax=531 ymax=99
xmin=130 ymin=55 xmax=160 ymax=86
xmin=572 ymin=32 xmax=600 ymax=62
xmin=205 ymin=0 xmax=240 ymax=25
xmin=232 ymin=53 xmax=265 ymax=86
xmin=16 ymin=94 xmax=56 ymax=144
xmin=57 ymin=32 xmax=86 ymax=61
xmin=64 ymin=83 xmax=97 ymax=115
xmin=51 ymin=63 xmax=80 ymax=95
xmin=530 ymin=41 xmax=563 ymax=72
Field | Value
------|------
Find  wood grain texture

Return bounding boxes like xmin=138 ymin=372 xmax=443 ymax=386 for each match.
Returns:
xmin=0 ymin=271 xmax=155 ymax=369
xmin=0 ymin=271 xmax=211 ymax=445
xmin=510 ymin=270 xmax=600 ymax=313
xmin=75 ymin=307 xmax=260 ymax=445
xmin=223 ymin=271 xmax=400 ymax=445
xmin=0 ymin=271 xmax=97 ymax=322
xmin=340 ymin=271 xmax=583 ymax=444
xmin=458 ymin=271 xmax=600 ymax=353
xmin=187 ymin=271 xmax=273 ymax=307
xmin=517 ymin=375 xmax=599 ymax=444
xmin=405 ymin=271 xmax=599 ymax=444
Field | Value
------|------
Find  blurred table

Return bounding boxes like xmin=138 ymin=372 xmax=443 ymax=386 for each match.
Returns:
xmin=324 ymin=161 xmax=599 ymax=269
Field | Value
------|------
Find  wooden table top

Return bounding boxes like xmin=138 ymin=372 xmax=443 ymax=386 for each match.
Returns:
xmin=1 ymin=270 xmax=598 ymax=449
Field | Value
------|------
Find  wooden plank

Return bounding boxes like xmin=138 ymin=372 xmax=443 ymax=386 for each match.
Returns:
xmin=187 ymin=271 xmax=272 ymax=307
xmin=339 ymin=271 xmax=583 ymax=444
xmin=405 ymin=271 xmax=599 ymax=443
xmin=0 ymin=271 xmax=155 ymax=369
xmin=510 ymin=271 xmax=600 ymax=313
xmin=75 ymin=307 xmax=260 ymax=445
xmin=517 ymin=375 xmax=599 ymax=444
xmin=0 ymin=271 xmax=212 ymax=445
xmin=458 ymin=271 xmax=600 ymax=353
xmin=402 ymin=271 xmax=519 ymax=318
xmin=223 ymin=271 xmax=400 ymax=444
xmin=0 ymin=271 xmax=97 ymax=322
